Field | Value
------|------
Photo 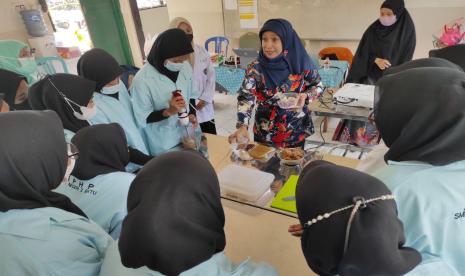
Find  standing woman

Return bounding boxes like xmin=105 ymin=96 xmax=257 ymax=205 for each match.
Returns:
xmin=231 ymin=19 xmax=323 ymax=148
xmin=77 ymin=48 xmax=149 ymax=156
xmin=346 ymin=0 xmax=416 ymax=84
xmin=131 ymin=29 xmax=200 ymax=156
xmin=374 ymin=67 xmax=465 ymax=274
xmin=169 ymin=17 xmax=217 ymax=134
xmin=29 ymin=74 xmax=151 ymax=169
xmin=0 ymin=111 xmax=112 ymax=275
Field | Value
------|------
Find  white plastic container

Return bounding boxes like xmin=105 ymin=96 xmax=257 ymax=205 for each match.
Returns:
xmin=218 ymin=164 xmax=274 ymax=202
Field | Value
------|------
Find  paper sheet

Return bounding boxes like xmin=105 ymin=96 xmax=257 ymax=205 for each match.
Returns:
xmin=239 ymin=0 xmax=258 ymax=29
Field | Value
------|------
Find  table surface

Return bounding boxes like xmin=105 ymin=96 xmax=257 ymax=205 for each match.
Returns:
xmin=207 ymin=134 xmax=359 ymax=216
xmin=309 ymin=88 xmax=372 ymax=122
xmin=207 ymin=134 xmax=358 ymax=276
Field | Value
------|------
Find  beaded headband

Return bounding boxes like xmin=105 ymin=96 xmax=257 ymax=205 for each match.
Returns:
xmin=303 ymin=194 xmax=395 ymax=255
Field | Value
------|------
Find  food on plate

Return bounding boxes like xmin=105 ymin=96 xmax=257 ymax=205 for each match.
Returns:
xmin=281 ymin=148 xmax=305 ymax=160
xmin=248 ymin=144 xmax=274 ymax=159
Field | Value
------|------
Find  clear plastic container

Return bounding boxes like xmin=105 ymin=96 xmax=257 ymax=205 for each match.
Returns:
xmin=218 ymin=164 xmax=274 ymax=202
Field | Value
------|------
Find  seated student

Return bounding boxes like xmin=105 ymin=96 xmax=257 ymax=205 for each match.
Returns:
xmin=373 ymin=67 xmax=465 ymax=274
xmin=131 ymin=29 xmax=201 ymax=156
xmin=0 ymin=111 xmax=112 ymax=275
xmin=28 ymin=74 xmax=151 ymax=169
xmin=77 ymin=48 xmax=149 ymax=157
xmin=0 ymin=39 xmax=38 ymax=84
xmin=100 ymin=151 xmax=278 ymax=276
xmin=54 ymin=123 xmax=135 ymax=240
xmin=0 ymin=94 xmax=9 ymax=112
xmin=291 ymin=160 xmax=459 ymax=276
xmin=429 ymin=44 xmax=465 ymax=71
xmin=0 ymin=68 xmax=31 ymax=110
xmin=356 ymin=57 xmax=463 ymax=174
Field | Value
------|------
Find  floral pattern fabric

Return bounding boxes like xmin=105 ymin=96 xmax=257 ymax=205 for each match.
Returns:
xmin=237 ymin=60 xmax=324 ymax=148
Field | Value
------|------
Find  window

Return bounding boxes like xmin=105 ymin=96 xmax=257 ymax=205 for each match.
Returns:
xmin=137 ymin=0 xmax=167 ymax=10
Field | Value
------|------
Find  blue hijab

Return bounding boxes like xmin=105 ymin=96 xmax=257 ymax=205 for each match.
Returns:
xmin=257 ymin=19 xmax=317 ymax=89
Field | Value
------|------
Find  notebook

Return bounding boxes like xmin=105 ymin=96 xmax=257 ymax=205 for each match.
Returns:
xmin=270 ymin=175 xmax=299 ymax=213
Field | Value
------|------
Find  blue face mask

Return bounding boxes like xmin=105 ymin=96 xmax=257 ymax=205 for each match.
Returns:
xmin=101 ymin=80 xmax=123 ymax=95
xmin=165 ymin=60 xmax=185 ymax=72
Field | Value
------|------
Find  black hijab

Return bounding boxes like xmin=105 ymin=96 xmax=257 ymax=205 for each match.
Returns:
xmin=147 ymin=28 xmax=194 ymax=83
xmin=0 ymin=111 xmax=86 ymax=217
xmin=346 ymin=0 xmax=416 ymax=84
xmin=429 ymin=44 xmax=465 ymax=71
xmin=296 ymin=160 xmax=420 ymax=276
xmin=119 ymin=151 xmax=225 ymax=276
xmin=0 ymin=68 xmax=30 ymax=110
xmin=383 ymin=57 xmax=463 ymax=76
xmin=29 ymin=74 xmax=96 ymax=133
xmin=77 ymin=48 xmax=124 ymax=91
xmin=71 ymin=123 xmax=129 ymax=181
xmin=375 ymin=67 xmax=465 ymax=165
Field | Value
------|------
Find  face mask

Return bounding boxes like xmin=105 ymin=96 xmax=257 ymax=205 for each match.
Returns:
xmin=73 ymin=104 xmax=97 ymax=120
xmin=165 ymin=60 xmax=185 ymax=72
xmin=101 ymin=80 xmax=121 ymax=95
xmin=187 ymin=34 xmax=194 ymax=42
xmin=63 ymin=158 xmax=75 ymax=183
xmin=379 ymin=15 xmax=397 ymax=27
xmin=18 ymin=57 xmax=38 ymax=74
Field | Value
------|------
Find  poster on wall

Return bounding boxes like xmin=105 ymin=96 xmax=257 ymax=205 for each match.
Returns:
xmin=224 ymin=0 xmax=238 ymax=10
xmin=239 ymin=0 xmax=258 ymax=28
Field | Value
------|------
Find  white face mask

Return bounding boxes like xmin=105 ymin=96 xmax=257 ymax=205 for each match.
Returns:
xmin=165 ymin=60 xmax=185 ymax=72
xmin=101 ymin=80 xmax=122 ymax=95
xmin=63 ymin=158 xmax=75 ymax=183
xmin=73 ymin=105 xmax=97 ymax=120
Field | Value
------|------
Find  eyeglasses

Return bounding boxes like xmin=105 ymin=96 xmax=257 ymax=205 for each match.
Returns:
xmin=67 ymin=143 xmax=79 ymax=160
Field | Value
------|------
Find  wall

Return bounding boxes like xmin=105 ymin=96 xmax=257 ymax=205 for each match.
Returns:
xmin=0 ymin=0 xmax=54 ymax=43
xmin=223 ymin=0 xmax=465 ymax=59
xmin=139 ymin=6 xmax=170 ymax=39
xmin=166 ymin=0 xmax=225 ymax=49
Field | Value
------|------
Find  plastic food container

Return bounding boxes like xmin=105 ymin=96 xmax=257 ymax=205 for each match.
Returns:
xmin=218 ymin=164 xmax=274 ymax=202
xmin=277 ymin=92 xmax=299 ymax=109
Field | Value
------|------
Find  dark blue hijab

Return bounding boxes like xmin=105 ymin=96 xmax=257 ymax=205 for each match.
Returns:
xmin=258 ymin=19 xmax=317 ymax=89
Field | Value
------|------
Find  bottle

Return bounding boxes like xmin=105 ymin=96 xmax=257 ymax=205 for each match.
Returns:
xmin=324 ymin=57 xmax=330 ymax=70
xmin=172 ymin=90 xmax=189 ymax=126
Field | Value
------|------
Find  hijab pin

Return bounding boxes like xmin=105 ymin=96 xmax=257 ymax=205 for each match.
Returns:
xmin=283 ymin=50 xmax=288 ymax=56
xmin=352 ymin=196 xmax=367 ymax=209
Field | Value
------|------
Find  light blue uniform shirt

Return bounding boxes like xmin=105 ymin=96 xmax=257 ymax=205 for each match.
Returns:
xmin=89 ymin=82 xmax=148 ymax=155
xmin=54 ymin=172 xmax=135 ymax=240
xmin=100 ymin=241 xmax=278 ymax=276
xmin=374 ymin=160 xmax=465 ymax=275
xmin=0 ymin=207 xmax=112 ymax=276
xmin=131 ymin=62 xmax=201 ymax=156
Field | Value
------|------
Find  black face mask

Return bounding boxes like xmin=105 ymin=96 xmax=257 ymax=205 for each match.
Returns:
xmin=12 ymin=99 xmax=31 ymax=111
xmin=187 ymin=34 xmax=194 ymax=42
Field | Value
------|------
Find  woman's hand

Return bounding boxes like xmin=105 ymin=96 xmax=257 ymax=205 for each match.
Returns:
xmin=375 ymin=58 xmax=391 ymax=70
xmin=288 ymin=224 xmax=304 ymax=237
xmin=166 ymin=94 xmax=186 ymax=115
xmin=228 ymin=125 xmax=249 ymax=144
xmin=292 ymin=93 xmax=308 ymax=112
xmin=196 ymin=100 xmax=206 ymax=111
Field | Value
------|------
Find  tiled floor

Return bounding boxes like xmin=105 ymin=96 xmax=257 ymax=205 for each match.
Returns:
xmin=212 ymin=91 xmax=341 ymax=143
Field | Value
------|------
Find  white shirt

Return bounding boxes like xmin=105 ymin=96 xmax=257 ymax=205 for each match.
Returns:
xmin=192 ymin=44 xmax=215 ymax=123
